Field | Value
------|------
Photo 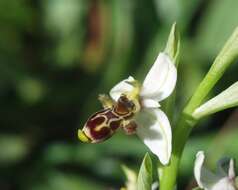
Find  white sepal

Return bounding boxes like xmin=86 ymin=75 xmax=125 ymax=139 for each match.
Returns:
xmin=140 ymin=53 xmax=177 ymax=102
xmin=135 ymin=108 xmax=172 ymax=165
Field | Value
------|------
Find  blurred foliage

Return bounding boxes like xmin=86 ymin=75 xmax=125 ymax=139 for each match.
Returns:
xmin=0 ymin=0 xmax=237 ymax=190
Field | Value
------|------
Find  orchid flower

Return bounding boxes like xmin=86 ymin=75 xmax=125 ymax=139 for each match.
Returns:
xmin=110 ymin=52 xmax=177 ymax=165
xmin=194 ymin=151 xmax=237 ymax=190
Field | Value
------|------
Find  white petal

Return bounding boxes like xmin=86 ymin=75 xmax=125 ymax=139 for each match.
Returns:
xmin=211 ymin=159 xmax=236 ymax=190
xmin=210 ymin=178 xmax=236 ymax=190
xmin=228 ymin=159 xmax=236 ymax=180
xmin=194 ymin=151 xmax=222 ymax=190
xmin=216 ymin=158 xmax=233 ymax=178
xmin=141 ymin=99 xmax=160 ymax=108
xmin=152 ymin=182 xmax=159 ymax=190
xmin=140 ymin=52 xmax=177 ymax=102
xmin=135 ymin=108 xmax=172 ymax=165
xmin=110 ymin=76 xmax=135 ymax=101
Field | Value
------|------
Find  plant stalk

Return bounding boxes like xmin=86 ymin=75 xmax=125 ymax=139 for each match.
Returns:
xmin=159 ymin=27 xmax=238 ymax=190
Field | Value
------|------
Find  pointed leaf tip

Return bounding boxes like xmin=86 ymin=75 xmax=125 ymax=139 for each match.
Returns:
xmin=137 ymin=153 xmax=153 ymax=190
xmin=192 ymin=81 xmax=238 ymax=120
xmin=164 ymin=22 xmax=180 ymax=65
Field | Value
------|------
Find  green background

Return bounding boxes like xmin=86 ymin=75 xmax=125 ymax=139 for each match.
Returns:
xmin=0 ymin=0 xmax=238 ymax=189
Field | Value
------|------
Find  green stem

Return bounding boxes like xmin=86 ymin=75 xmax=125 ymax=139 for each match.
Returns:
xmin=184 ymin=27 xmax=238 ymax=114
xmin=159 ymin=27 xmax=238 ymax=190
xmin=164 ymin=90 xmax=176 ymax=123
xmin=159 ymin=115 xmax=195 ymax=190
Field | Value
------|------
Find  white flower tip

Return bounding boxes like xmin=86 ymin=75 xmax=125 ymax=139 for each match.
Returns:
xmin=152 ymin=182 xmax=159 ymax=190
xmin=229 ymin=159 xmax=236 ymax=179
xmin=195 ymin=151 xmax=205 ymax=167
xmin=194 ymin=151 xmax=206 ymax=188
xmin=128 ymin=76 xmax=135 ymax=81
xmin=196 ymin=151 xmax=205 ymax=159
xmin=110 ymin=76 xmax=135 ymax=101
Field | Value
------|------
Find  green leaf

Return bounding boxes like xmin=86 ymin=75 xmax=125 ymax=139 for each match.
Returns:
xmin=137 ymin=153 xmax=152 ymax=190
xmin=192 ymin=81 xmax=238 ymax=119
xmin=164 ymin=22 xmax=180 ymax=66
xmin=163 ymin=23 xmax=180 ymax=120
xmin=184 ymin=26 xmax=238 ymax=116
